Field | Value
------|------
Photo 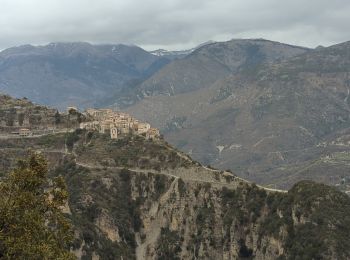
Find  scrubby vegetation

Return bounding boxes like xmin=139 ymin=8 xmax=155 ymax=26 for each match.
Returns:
xmin=52 ymin=161 xmax=139 ymax=259
xmin=0 ymin=153 xmax=74 ymax=259
xmin=50 ymin=155 xmax=175 ymax=259
xmin=155 ymin=228 xmax=182 ymax=260
xmin=282 ymin=181 xmax=350 ymax=259
xmin=1 ymin=126 xmax=350 ymax=259
xmin=217 ymin=180 xmax=350 ymax=259
xmin=72 ymin=130 xmax=193 ymax=170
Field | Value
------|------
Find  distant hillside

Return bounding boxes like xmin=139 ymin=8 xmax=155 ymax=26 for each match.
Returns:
xmin=114 ymin=39 xmax=308 ymax=107
xmin=0 ymin=42 xmax=170 ymax=109
xmin=125 ymin=40 xmax=350 ymax=190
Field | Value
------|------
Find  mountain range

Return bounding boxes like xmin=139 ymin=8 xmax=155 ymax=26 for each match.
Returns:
xmin=0 ymin=96 xmax=349 ymax=259
xmin=123 ymin=39 xmax=350 ymax=190
xmin=1 ymin=39 xmax=350 ymax=191
xmin=0 ymin=42 xmax=169 ymax=109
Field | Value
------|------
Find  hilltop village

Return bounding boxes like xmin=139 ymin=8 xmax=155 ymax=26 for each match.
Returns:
xmin=0 ymin=95 xmax=159 ymax=140
xmin=79 ymin=108 xmax=160 ymax=140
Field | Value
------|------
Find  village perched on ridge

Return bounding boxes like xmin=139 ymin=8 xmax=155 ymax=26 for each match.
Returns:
xmin=78 ymin=107 xmax=160 ymax=140
xmin=0 ymin=94 xmax=160 ymax=140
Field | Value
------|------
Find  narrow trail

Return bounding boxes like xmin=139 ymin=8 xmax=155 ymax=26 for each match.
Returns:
xmin=0 ymin=129 xmax=73 ymax=139
xmin=0 ymin=132 xmax=286 ymax=193
xmin=202 ymin=165 xmax=287 ymax=193
xmin=76 ymin=162 xmax=287 ymax=193
xmin=75 ymin=162 xmax=180 ymax=179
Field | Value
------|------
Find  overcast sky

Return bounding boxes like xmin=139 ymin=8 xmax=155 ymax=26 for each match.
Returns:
xmin=1 ymin=0 xmax=350 ymax=51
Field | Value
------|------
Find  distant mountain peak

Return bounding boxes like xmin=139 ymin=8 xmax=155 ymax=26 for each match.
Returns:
xmin=150 ymin=41 xmax=216 ymax=59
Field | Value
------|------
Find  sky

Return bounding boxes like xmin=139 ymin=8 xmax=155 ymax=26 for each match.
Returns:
xmin=1 ymin=0 xmax=350 ymax=51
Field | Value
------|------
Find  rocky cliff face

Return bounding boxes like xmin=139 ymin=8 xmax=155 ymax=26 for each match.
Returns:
xmin=1 ymin=130 xmax=349 ymax=260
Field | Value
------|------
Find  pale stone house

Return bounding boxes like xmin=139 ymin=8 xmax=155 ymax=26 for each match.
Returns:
xmin=86 ymin=108 xmax=113 ymax=121
xmin=79 ymin=122 xmax=88 ymax=129
xmin=80 ymin=121 xmax=100 ymax=131
xmin=86 ymin=108 xmax=97 ymax=117
xmin=99 ymin=124 xmax=106 ymax=134
xmin=137 ymin=122 xmax=151 ymax=134
xmin=117 ymin=123 xmax=130 ymax=134
xmin=114 ymin=116 xmax=132 ymax=134
xmin=146 ymin=128 xmax=160 ymax=140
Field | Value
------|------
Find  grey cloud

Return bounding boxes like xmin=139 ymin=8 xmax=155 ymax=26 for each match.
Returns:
xmin=0 ymin=0 xmax=350 ymax=51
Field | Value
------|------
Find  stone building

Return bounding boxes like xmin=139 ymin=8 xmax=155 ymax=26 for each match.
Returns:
xmin=80 ymin=108 xmax=160 ymax=140
xmin=86 ymin=108 xmax=113 ymax=121
xmin=146 ymin=128 xmax=160 ymax=140
xmin=137 ymin=122 xmax=151 ymax=134
xmin=80 ymin=121 xmax=100 ymax=131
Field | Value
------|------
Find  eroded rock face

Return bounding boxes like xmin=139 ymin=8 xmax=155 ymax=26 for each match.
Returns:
xmin=95 ymin=210 xmax=121 ymax=243
xmin=63 ymin=165 xmax=283 ymax=260
xmin=62 ymin=162 xmax=350 ymax=260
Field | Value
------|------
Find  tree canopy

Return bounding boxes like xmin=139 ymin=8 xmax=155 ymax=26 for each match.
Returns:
xmin=0 ymin=152 xmax=75 ymax=259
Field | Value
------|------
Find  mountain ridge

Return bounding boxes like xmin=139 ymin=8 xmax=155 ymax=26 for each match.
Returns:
xmin=112 ymin=38 xmax=309 ymax=107
xmin=125 ymin=39 xmax=350 ymax=190
xmin=2 ymin=38 xmax=350 ymax=191
xmin=0 ymin=42 xmax=170 ymax=109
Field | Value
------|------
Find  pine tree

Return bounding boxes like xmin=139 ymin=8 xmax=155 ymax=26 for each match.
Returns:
xmin=54 ymin=111 xmax=61 ymax=125
xmin=0 ymin=153 xmax=75 ymax=259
